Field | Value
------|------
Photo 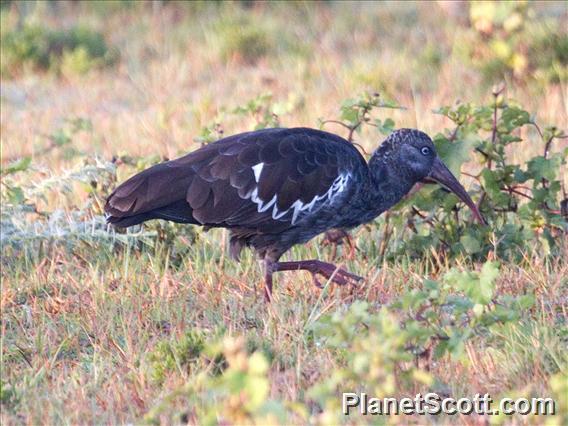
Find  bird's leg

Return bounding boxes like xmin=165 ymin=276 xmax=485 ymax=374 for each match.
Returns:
xmin=268 ymin=259 xmax=363 ymax=289
xmin=344 ymin=233 xmax=356 ymax=260
xmin=263 ymin=259 xmax=275 ymax=302
xmin=322 ymin=228 xmax=357 ymax=260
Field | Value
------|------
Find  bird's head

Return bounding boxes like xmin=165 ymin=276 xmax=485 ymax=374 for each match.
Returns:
xmin=371 ymin=128 xmax=486 ymax=224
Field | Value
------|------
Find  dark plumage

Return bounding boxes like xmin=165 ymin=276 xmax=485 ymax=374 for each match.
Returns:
xmin=105 ymin=127 xmax=484 ymax=300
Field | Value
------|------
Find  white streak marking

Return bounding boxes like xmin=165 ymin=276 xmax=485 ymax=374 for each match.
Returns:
xmin=246 ymin=171 xmax=351 ymax=224
xmin=250 ymin=188 xmax=277 ymax=213
xmin=252 ymin=163 xmax=264 ymax=182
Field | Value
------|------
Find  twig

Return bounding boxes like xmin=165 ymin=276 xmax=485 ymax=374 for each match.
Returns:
xmin=461 ymin=171 xmax=481 ymax=181
xmin=475 ymin=147 xmax=490 ymax=159
xmin=476 ymin=191 xmax=486 ymax=213
xmin=319 ymin=119 xmax=351 ymax=130
xmin=488 ymin=93 xmax=499 ymax=170
xmin=346 ymin=122 xmax=361 ymax=143
xmin=448 ymin=125 xmax=460 ymax=142
xmin=320 ymin=119 xmax=369 ymax=155
xmin=531 ymin=120 xmax=545 ymax=140
xmin=543 ymin=136 xmax=556 ymax=161
xmin=503 ymin=185 xmax=534 ymax=200
xmin=411 ymin=206 xmax=437 ymax=228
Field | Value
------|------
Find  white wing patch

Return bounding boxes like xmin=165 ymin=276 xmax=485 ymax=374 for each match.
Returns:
xmin=247 ymin=163 xmax=350 ymax=224
xmin=252 ymin=162 xmax=264 ymax=182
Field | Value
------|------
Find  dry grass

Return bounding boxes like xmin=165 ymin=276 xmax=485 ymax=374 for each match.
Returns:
xmin=1 ymin=238 xmax=566 ymax=424
xmin=1 ymin=1 xmax=567 ymax=425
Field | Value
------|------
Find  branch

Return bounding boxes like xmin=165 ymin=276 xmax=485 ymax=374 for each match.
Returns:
xmin=503 ymin=186 xmax=533 ymax=200
xmin=320 ymin=119 xmax=351 ymax=131
xmin=347 ymin=121 xmax=362 ymax=143
xmin=531 ymin=120 xmax=544 ymax=140
xmin=461 ymin=171 xmax=481 ymax=181
xmin=488 ymin=95 xmax=499 ymax=169
xmin=449 ymin=124 xmax=460 ymax=142
xmin=320 ymin=119 xmax=369 ymax=155
xmin=544 ymin=136 xmax=555 ymax=160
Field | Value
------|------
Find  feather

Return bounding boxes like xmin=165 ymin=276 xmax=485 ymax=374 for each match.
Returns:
xmin=314 ymin=150 xmax=328 ymax=166
xmin=210 ymin=155 xmax=237 ymax=180
xmin=230 ymin=168 xmax=253 ymax=189
xmin=238 ymin=145 xmax=261 ymax=166
xmin=113 ymin=175 xmax=145 ymax=198
xmin=107 ymin=191 xmax=137 ymax=214
xmin=297 ymin=156 xmax=317 ymax=175
xmin=186 ymin=176 xmax=211 ymax=209
xmin=259 ymin=141 xmax=284 ymax=164
xmin=106 ymin=128 xmax=366 ymax=240
xmin=257 ymin=163 xmax=289 ymax=201
xmin=220 ymin=142 xmax=246 ymax=156
xmin=292 ymin=138 xmax=307 ymax=153
xmin=278 ymin=136 xmax=296 ymax=157
xmin=276 ymin=178 xmax=299 ymax=210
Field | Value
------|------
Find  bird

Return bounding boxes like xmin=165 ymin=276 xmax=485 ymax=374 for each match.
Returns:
xmin=105 ymin=127 xmax=485 ymax=301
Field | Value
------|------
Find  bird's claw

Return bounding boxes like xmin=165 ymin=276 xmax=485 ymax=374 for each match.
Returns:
xmin=269 ymin=259 xmax=362 ymax=292
xmin=309 ymin=263 xmax=363 ymax=288
xmin=312 ymin=274 xmax=324 ymax=289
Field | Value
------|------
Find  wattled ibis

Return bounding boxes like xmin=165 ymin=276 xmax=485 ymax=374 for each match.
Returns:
xmin=105 ymin=128 xmax=485 ymax=300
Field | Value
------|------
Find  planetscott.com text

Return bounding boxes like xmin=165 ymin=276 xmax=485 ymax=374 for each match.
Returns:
xmin=342 ymin=392 xmax=556 ymax=416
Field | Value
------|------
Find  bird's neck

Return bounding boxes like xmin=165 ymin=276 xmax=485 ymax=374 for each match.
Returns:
xmin=360 ymin=154 xmax=416 ymax=213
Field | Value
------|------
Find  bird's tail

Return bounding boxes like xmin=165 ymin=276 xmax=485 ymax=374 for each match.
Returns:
xmin=105 ymin=211 xmax=157 ymax=228
xmin=104 ymin=156 xmax=202 ymax=229
xmin=105 ymin=198 xmax=200 ymax=228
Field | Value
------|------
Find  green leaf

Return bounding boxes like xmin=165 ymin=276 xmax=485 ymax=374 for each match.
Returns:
xmin=433 ymin=340 xmax=449 ymax=359
xmin=1 ymin=157 xmax=31 ymax=175
xmin=7 ymin=186 xmax=26 ymax=204
xmin=445 ymin=295 xmax=474 ymax=312
xmin=444 ymin=262 xmax=499 ymax=305
xmin=477 ymin=261 xmax=500 ymax=304
xmin=375 ymin=118 xmax=396 ymax=135
xmin=434 ymin=133 xmax=478 ymax=175
xmin=473 ymin=303 xmax=485 ymax=317
xmin=460 ymin=234 xmax=482 ymax=254
xmin=515 ymin=295 xmax=535 ymax=310
xmin=339 ymin=106 xmax=358 ymax=124
xmin=500 ymin=106 xmax=531 ymax=131
xmin=526 ymin=156 xmax=562 ymax=182
xmin=447 ymin=329 xmax=468 ymax=357
xmin=480 ymin=169 xmax=510 ymax=206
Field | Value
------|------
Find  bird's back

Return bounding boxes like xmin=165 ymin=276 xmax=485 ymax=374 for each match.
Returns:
xmin=105 ymin=128 xmax=367 ymax=237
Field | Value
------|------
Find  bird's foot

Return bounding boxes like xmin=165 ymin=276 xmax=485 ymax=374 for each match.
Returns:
xmin=272 ymin=259 xmax=362 ymax=289
xmin=309 ymin=262 xmax=363 ymax=288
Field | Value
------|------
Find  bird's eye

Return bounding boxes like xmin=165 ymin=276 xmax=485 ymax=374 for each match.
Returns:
xmin=421 ymin=146 xmax=431 ymax=156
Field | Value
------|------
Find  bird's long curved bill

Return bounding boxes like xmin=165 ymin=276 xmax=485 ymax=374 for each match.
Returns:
xmin=426 ymin=157 xmax=486 ymax=224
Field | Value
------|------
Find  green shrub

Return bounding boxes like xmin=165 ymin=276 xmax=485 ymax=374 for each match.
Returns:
xmin=147 ymin=330 xmax=208 ymax=385
xmin=0 ymin=379 xmax=19 ymax=409
xmin=142 ymin=262 xmax=547 ymax=424
xmin=318 ymin=90 xmax=566 ymax=262
xmin=405 ymin=90 xmax=567 ymax=260
xmin=1 ymin=24 xmax=119 ymax=76
xmin=467 ymin=2 xmax=567 ymax=85
xmin=214 ymin=17 xmax=272 ymax=64
xmin=144 ymin=336 xmax=294 ymax=425
xmin=306 ymin=261 xmax=541 ymax=422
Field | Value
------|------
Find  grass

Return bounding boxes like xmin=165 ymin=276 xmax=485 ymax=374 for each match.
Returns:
xmin=2 ymin=238 xmax=566 ymax=424
xmin=1 ymin=1 xmax=567 ymax=425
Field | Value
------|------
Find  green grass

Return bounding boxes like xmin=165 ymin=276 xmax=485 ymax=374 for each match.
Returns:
xmin=2 ymin=225 xmax=566 ymax=423
xmin=1 ymin=1 xmax=567 ymax=424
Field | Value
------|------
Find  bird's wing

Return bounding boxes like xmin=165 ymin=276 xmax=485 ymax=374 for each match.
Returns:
xmin=105 ymin=128 xmax=365 ymax=232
